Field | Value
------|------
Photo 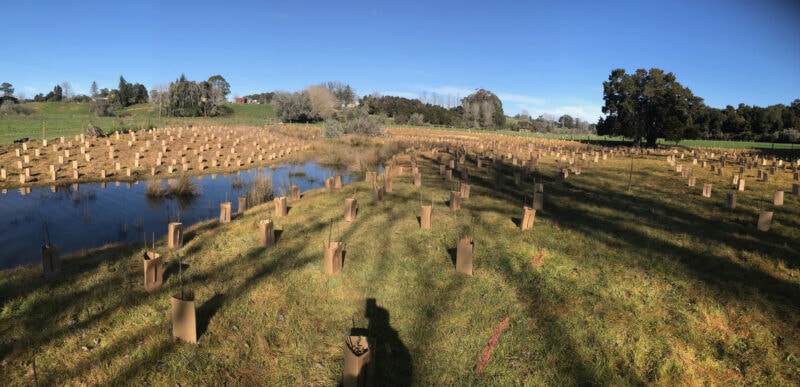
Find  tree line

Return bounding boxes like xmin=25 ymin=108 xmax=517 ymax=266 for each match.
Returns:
xmin=598 ymin=68 xmax=799 ymax=146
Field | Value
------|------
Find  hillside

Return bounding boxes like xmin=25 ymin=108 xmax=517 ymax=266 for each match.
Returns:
xmin=1 ymin=130 xmax=798 ymax=384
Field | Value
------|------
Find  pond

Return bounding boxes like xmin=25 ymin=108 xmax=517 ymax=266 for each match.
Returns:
xmin=0 ymin=162 xmax=358 ymax=270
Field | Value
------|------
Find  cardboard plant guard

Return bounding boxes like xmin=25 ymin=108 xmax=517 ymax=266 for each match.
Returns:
xmin=323 ymin=241 xmax=344 ymax=275
xmin=460 ymin=183 xmax=471 ymax=199
xmin=323 ymin=219 xmax=344 ymax=275
xmin=773 ymin=190 xmax=784 ymax=206
xmin=757 ymin=210 xmax=773 ymax=231
xmin=344 ymin=198 xmax=358 ymax=222
xmin=726 ymin=192 xmax=737 ymax=209
xmin=384 ymin=174 xmax=393 ymax=193
xmin=521 ymin=207 xmax=536 ymax=231
xmin=259 ymin=219 xmax=275 ymax=248
xmin=702 ymin=183 xmax=712 ymax=198
xmin=171 ymin=290 xmax=197 ymax=343
xmin=274 ymin=196 xmax=288 ymax=217
xmin=219 ymin=201 xmax=232 ymax=223
xmin=238 ymin=196 xmax=247 ymax=213
xmin=343 ymin=335 xmax=373 ymax=387
xmin=456 ymin=237 xmax=474 ymax=276
xmin=291 ymin=185 xmax=300 ymax=201
xmin=171 ymin=256 xmax=196 ymax=343
xmin=143 ymin=251 xmax=163 ymax=292
xmin=449 ymin=191 xmax=461 ymax=211
xmin=372 ymin=186 xmax=384 ymax=204
xmin=167 ymin=222 xmax=183 ymax=250
xmin=420 ymin=205 xmax=433 ymax=230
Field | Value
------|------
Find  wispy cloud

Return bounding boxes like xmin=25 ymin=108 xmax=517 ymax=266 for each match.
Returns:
xmin=378 ymin=84 xmax=603 ymax=121
xmin=496 ymin=92 xmax=547 ymax=106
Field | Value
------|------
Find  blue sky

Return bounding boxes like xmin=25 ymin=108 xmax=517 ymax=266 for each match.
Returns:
xmin=1 ymin=0 xmax=798 ymax=122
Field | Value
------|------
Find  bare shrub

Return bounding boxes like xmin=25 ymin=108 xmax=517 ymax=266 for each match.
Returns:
xmin=166 ymin=175 xmax=200 ymax=197
xmin=247 ymin=173 xmax=274 ymax=206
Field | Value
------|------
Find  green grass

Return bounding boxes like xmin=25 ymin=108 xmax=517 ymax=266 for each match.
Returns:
xmin=0 ymin=102 xmax=276 ymax=144
xmin=1 ymin=132 xmax=799 ymax=384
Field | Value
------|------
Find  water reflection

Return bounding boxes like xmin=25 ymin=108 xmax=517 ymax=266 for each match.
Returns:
xmin=0 ymin=162 xmax=354 ymax=270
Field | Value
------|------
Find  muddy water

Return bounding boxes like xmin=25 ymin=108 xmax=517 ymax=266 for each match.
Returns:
xmin=0 ymin=162 xmax=355 ymax=270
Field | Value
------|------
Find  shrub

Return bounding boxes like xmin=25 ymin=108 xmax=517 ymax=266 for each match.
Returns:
xmin=247 ymin=173 xmax=273 ymax=205
xmin=0 ymin=103 xmax=34 ymax=116
xmin=145 ymin=179 xmax=168 ymax=197
xmin=408 ymin=112 xmax=425 ymax=126
xmin=322 ymin=119 xmax=344 ymax=138
xmin=166 ymin=175 xmax=200 ymax=197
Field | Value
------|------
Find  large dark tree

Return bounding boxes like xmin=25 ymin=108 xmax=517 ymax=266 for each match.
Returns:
xmin=1 ymin=82 xmax=14 ymax=97
xmin=462 ymin=89 xmax=505 ymax=129
xmin=597 ymin=68 xmax=701 ymax=147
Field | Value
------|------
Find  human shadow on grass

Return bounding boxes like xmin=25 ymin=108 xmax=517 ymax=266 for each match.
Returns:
xmin=342 ymin=298 xmax=411 ymax=386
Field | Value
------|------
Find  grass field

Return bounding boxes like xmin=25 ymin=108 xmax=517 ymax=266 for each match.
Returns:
xmin=0 ymin=102 xmax=277 ymax=144
xmin=1 ymin=130 xmax=798 ymax=384
xmin=3 ymin=102 xmax=798 ymax=154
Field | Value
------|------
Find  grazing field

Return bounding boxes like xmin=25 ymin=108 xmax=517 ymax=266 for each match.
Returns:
xmin=0 ymin=102 xmax=277 ymax=145
xmin=1 ymin=128 xmax=799 ymax=384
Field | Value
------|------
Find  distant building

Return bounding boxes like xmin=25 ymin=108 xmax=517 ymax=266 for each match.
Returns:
xmin=234 ymin=97 xmax=247 ymax=104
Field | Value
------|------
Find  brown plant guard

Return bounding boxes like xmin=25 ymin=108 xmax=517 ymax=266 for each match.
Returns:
xmin=343 ymin=334 xmax=373 ymax=387
xmin=456 ymin=237 xmax=474 ymax=276
xmin=143 ymin=232 xmax=163 ymax=292
xmin=344 ymin=197 xmax=358 ymax=222
xmin=259 ymin=219 xmax=275 ymax=248
xmin=167 ymin=222 xmax=183 ymax=250
xmin=274 ymin=196 xmax=288 ymax=217
xmin=238 ymin=196 xmax=247 ymax=213
xmin=449 ymin=191 xmax=461 ymax=211
xmin=171 ymin=255 xmax=196 ymax=343
xmin=521 ymin=206 xmax=536 ymax=231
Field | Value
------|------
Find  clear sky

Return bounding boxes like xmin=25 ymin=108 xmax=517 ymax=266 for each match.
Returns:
xmin=1 ymin=0 xmax=798 ymax=122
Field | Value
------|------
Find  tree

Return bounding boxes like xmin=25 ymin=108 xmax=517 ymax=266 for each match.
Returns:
xmin=167 ymin=74 xmax=202 ymax=117
xmin=306 ymin=85 xmax=336 ymax=120
xmin=90 ymin=81 xmax=99 ymax=98
xmin=597 ymin=68 xmax=700 ymax=147
xmin=1 ymin=82 xmax=14 ymax=97
xmin=60 ymin=81 xmax=73 ymax=101
xmin=46 ymin=85 xmax=63 ymax=102
xmin=324 ymin=81 xmax=356 ymax=106
xmin=133 ymin=84 xmax=148 ymax=105
xmin=150 ymin=84 xmax=169 ymax=118
xmin=461 ymin=89 xmax=505 ymax=129
xmin=207 ymin=75 xmax=230 ymax=103
xmin=117 ymin=76 xmax=132 ymax=107
xmin=272 ymin=91 xmax=315 ymax=122
xmin=558 ymin=114 xmax=574 ymax=128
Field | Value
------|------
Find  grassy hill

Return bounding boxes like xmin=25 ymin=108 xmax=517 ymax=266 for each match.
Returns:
xmin=0 ymin=102 xmax=276 ymax=144
xmin=0 ymin=133 xmax=798 ymax=384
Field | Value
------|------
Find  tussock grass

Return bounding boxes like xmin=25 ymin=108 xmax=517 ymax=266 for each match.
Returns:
xmin=167 ymin=175 xmax=200 ymax=197
xmin=1 ymin=132 xmax=798 ymax=384
xmin=246 ymin=172 xmax=274 ymax=206
xmin=145 ymin=179 xmax=167 ymax=197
